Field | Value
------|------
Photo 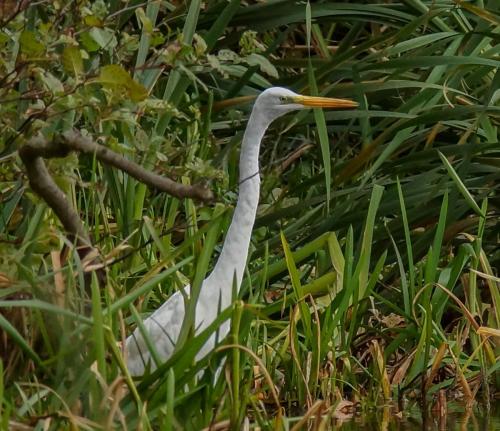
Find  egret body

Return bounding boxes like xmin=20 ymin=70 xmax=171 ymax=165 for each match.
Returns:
xmin=126 ymin=87 xmax=357 ymax=375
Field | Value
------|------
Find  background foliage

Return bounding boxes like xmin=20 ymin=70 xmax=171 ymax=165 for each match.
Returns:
xmin=0 ymin=0 xmax=499 ymax=429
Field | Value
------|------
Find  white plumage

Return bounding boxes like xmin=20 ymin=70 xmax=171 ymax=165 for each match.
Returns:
xmin=125 ymin=87 xmax=357 ymax=375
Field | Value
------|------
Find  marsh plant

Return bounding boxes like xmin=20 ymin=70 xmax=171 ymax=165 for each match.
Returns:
xmin=0 ymin=1 xmax=498 ymax=429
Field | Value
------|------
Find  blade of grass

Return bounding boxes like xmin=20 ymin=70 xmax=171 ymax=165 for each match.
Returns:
xmin=397 ymin=178 xmax=415 ymax=308
xmin=0 ymin=313 xmax=42 ymax=367
xmin=91 ymin=273 xmax=106 ymax=380
xmin=306 ymin=2 xmax=332 ymax=211
xmin=355 ymin=184 xmax=384 ymax=298
xmin=438 ymin=151 xmax=485 ymax=217
xmin=280 ymin=231 xmax=313 ymax=342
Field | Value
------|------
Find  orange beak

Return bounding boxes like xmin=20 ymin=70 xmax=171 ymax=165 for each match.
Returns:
xmin=293 ymin=95 xmax=358 ymax=109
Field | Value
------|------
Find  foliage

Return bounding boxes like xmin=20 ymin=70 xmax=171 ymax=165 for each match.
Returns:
xmin=0 ymin=0 xmax=499 ymax=429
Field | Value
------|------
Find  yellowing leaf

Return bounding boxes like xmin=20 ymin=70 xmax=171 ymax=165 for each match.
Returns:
xmin=98 ymin=64 xmax=131 ymax=86
xmin=135 ymin=8 xmax=153 ymax=34
xmin=127 ymin=80 xmax=148 ymax=102
xmin=62 ymin=46 xmax=83 ymax=78
xmin=84 ymin=15 xmax=104 ymax=27
xmin=96 ymin=65 xmax=148 ymax=102
xmin=370 ymin=340 xmax=390 ymax=399
xmin=457 ymin=1 xmax=500 ymax=26
xmin=477 ymin=326 xmax=500 ymax=338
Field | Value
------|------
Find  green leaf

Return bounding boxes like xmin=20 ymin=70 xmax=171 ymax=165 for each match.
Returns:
xmin=80 ymin=31 xmax=100 ymax=52
xmin=89 ymin=27 xmax=117 ymax=49
xmin=19 ymin=30 xmax=45 ymax=57
xmin=62 ymin=45 xmax=83 ymax=78
xmin=245 ymin=53 xmax=278 ymax=78
xmin=37 ymin=70 xmax=64 ymax=95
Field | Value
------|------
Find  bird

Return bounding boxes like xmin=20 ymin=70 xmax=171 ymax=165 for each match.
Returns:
xmin=125 ymin=87 xmax=358 ymax=375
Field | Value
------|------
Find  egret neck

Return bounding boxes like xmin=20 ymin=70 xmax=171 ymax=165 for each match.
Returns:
xmin=208 ymin=109 xmax=270 ymax=300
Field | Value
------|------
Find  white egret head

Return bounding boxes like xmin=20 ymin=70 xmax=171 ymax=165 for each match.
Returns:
xmin=254 ymin=87 xmax=358 ymax=122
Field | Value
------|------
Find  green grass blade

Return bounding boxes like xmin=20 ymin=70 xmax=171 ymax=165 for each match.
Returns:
xmin=0 ymin=313 xmax=42 ymax=367
xmin=280 ymin=231 xmax=312 ymax=341
xmin=91 ymin=273 xmax=106 ymax=380
xmin=438 ymin=151 xmax=485 ymax=217
xmin=397 ymin=178 xmax=415 ymax=305
xmin=355 ymin=184 xmax=384 ymax=298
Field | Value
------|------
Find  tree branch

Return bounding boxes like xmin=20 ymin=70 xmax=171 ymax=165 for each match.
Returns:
xmin=18 ymin=130 xmax=214 ymax=270
xmin=18 ymin=141 xmax=91 ymax=248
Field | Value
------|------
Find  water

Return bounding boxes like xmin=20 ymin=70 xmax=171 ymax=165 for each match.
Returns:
xmin=333 ymin=403 xmax=500 ymax=431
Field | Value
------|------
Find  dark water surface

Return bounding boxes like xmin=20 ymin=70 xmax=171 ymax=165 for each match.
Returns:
xmin=323 ymin=403 xmax=500 ymax=430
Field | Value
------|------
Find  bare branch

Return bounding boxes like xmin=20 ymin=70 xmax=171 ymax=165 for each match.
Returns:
xmin=18 ymin=142 xmax=91 ymax=248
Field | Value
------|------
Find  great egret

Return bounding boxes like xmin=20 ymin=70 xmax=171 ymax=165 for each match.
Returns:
xmin=126 ymin=87 xmax=357 ymax=375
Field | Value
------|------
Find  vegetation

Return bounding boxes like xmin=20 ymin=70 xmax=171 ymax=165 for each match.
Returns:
xmin=0 ymin=0 xmax=499 ymax=429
